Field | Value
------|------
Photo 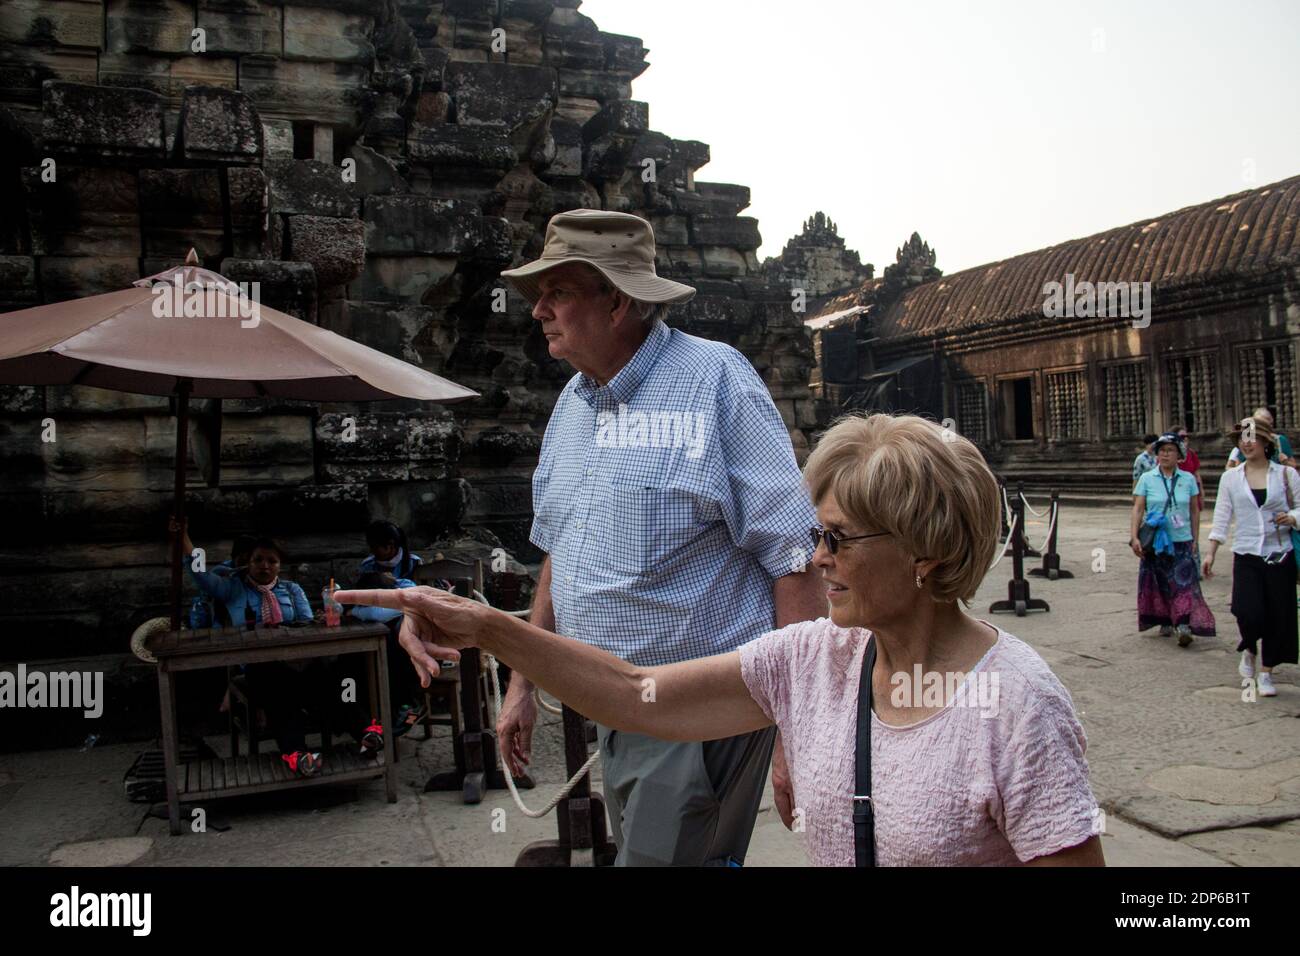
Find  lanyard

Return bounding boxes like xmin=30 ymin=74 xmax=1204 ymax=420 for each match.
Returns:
xmin=1159 ymin=471 xmax=1177 ymax=512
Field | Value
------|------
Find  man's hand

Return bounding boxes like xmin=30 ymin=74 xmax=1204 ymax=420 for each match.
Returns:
xmin=772 ymin=733 xmax=795 ymax=829
xmin=496 ymin=678 xmax=538 ymax=777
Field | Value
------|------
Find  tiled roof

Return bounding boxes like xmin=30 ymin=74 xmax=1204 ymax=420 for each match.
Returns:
xmin=817 ymin=175 xmax=1300 ymax=339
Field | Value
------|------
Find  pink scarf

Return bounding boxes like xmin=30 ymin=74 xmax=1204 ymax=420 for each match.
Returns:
xmin=253 ymin=578 xmax=283 ymax=625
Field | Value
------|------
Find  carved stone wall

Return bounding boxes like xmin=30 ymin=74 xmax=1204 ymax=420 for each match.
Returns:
xmin=0 ymin=0 xmax=816 ymax=655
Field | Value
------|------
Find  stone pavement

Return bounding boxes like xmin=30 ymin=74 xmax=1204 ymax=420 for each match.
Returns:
xmin=2 ymin=503 xmax=1297 ymax=867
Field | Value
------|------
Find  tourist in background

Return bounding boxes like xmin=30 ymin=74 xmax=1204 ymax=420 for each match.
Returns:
xmin=360 ymin=519 xmax=423 ymax=581
xmin=1132 ymin=434 xmax=1158 ymax=490
xmin=1227 ymin=407 xmax=1295 ymax=468
xmin=1203 ymin=417 xmax=1300 ymax=697
xmin=1130 ymin=433 xmax=1215 ymax=646
xmin=1175 ymin=427 xmax=1203 ymax=513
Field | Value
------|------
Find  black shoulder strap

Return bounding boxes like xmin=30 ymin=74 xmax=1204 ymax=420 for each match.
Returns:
xmin=854 ymin=635 xmax=878 ymax=867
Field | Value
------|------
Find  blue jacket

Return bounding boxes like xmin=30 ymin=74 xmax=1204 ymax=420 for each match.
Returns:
xmin=187 ymin=561 xmax=312 ymax=625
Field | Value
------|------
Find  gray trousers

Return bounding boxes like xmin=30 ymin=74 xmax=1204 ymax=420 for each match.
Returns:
xmin=595 ymin=724 xmax=776 ymax=867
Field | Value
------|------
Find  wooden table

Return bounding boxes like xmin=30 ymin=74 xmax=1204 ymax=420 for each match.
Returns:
xmin=146 ymin=621 xmax=397 ymax=835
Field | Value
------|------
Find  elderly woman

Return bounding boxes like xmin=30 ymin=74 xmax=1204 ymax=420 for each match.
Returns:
xmin=340 ymin=414 xmax=1104 ymax=866
xmin=1203 ymin=417 xmax=1300 ymax=697
xmin=1129 ymin=432 xmax=1215 ymax=646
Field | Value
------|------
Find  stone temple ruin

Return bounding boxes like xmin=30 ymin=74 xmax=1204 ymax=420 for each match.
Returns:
xmin=0 ymin=1 xmax=827 ymax=661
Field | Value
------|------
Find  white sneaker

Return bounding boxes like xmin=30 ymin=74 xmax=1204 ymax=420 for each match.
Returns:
xmin=1257 ymin=672 xmax=1277 ymax=697
xmin=1239 ymin=651 xmax=1256 ymax=680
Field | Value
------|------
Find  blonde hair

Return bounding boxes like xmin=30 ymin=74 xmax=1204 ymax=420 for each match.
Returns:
xmin=803 ymin=413 xmax=1001 ymax=604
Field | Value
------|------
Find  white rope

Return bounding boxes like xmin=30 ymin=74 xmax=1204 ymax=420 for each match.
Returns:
xmin=1019 ymin=491 xmax=1049 ymax=518
xmin=989 ymin=513 xmax=1018 ymax=571
xmin=469 ymin=588 xmax=600 ymax=819
xmin=1000 ymin=484 xmax=1013 ymax=525
xmin=485 ymin=655 xmax=601 ymax=818
xmin=535 ymin=688 xmax=564 ymax=716
xmin=1033 ymin=502 xmax=1059 ymax=554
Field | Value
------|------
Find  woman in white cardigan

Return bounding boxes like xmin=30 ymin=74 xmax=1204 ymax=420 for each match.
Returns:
xmin=1202 ymin=417 xmax=1300 ymax=697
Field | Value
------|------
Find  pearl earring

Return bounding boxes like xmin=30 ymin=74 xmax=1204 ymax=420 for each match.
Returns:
xmin=915 ymin=574 xmax=924 ymax=589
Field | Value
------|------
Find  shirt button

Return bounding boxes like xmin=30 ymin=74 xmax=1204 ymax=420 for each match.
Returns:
xmin=566 ymin=575 xmax=574 ymax=583
xmin=575 ymin=521 xmax=584 ymax=530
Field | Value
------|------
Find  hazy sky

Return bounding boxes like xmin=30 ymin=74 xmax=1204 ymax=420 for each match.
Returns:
xmin=578 ymin=0 xmax=1300 ymax=275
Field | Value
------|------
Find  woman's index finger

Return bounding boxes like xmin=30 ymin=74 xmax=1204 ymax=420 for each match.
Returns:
xmin=332 ymin=588 xmax=407 ymax=609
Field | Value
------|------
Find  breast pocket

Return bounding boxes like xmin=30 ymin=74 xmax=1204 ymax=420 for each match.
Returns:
xmin=590 ymin=485 xmax=711 ymax=575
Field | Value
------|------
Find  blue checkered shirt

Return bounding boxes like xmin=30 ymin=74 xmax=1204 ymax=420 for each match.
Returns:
xmin=530 ymin=319 xmax=817 ymax=667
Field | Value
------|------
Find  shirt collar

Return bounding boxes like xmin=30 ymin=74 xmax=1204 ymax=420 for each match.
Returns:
xmin=574 ymin=320 xmax=671 ymax=409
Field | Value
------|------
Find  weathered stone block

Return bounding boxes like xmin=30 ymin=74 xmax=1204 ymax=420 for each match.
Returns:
xmin=650 ymin=215 xmax=689 ymax=247
xmin=42 ymin=419 xmax=149 ymax=492
xmin=283 ymin=5 xmax=375 ymax=63
xmin=252 ymin=484 xmax=370 ymax=533
xmin=345 ymin=145 xmax=408 ymax=196
xmin=262 ymin=120 xmax=294 ymax=157
xmin=406 ymin=124 xmax=517 ymax=171
xmin=0 ymin=257 xmax=38 ymax=310
xmin=286 ymin=215 xmax=366 ymax=288
xmin=24 ymin=166 xmax=141 ymax=257
xmin=197 ymin=0 xmax=282 ymax=56
xmin=0 ymin=48 xmax=97 ymax=105
xmin=557 ymin=68 xmax=627 ymax=102
xmin=105 ymin=0 xmax=194 ymax=54
xmin=699 ymin=246 xmax=750 ymax=277
xmin=316 ymin=412 xmax=459 ymax=483
xmin=444 ymin=62 xmax=557 ymax=129
xmin=500 ymin=17 xmax=546 ymax=65
xmin=42 ymin=81 xmax=165 ymax=161
xmin=349 ymin=256 xmax=458 ymax=303
xmin=554 ymin=94 xmax=600 ymax=125
xmin=97 ymin=54 xmax=235 ymax=108
xmin=695 ymin=182 xmax=751 ymax=216
xmin=220 ymin=258 xmax=317 ymax=321
xmin=0 ymin=0 xmax=103 ymax=49
xmin=218 ymin=414 xmax=315 ymax=485
xmin=601 ymin=32 xmax=649 ymax=78
xmin=139 ymin=168 xmax=225 ymax=258
xmin=318 ymin=300 xmax=435 ymax=364
xmin=544 ymin=35 xmax=605 ymax=71
xmin=227 ymin=166 xmax=269 ymax=257
xmin=178 ymin=86 xmax=263 ymax=164
xmin=267 ymin=158 xmax=361 ymax=218
xmin=691 ymin=216 xmax=761 ymax=251
xmin=364 ymin=196 xmax=512 ymax=261
xmin=582 ymin=100 xmax=648 ymax=142
xmin=239 ymin=58 xmax=370 ymax=125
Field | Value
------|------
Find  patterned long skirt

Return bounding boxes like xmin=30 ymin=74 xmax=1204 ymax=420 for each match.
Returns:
xmin=1137 ymin=541 xmax=1217 ymax=635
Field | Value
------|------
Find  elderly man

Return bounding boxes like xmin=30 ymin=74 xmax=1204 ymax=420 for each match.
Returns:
xmin=492 ymin=208 xmax=824 ymax=866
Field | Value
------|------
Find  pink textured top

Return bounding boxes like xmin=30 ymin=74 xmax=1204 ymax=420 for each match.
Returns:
xmin=739 ymin=618 xmax=1099 ymax=866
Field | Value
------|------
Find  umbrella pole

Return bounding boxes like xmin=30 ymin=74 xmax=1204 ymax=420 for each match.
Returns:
xmin=169 ymin=378 xmax=193 ymax=630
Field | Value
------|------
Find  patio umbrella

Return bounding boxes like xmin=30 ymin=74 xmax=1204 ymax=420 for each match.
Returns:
xmin=0 ymin=250 xmax=478 ymax=627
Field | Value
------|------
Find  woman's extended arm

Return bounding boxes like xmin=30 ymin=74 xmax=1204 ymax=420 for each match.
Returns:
xmin=334 ymin=586 xmax=774 ymax=743
xmin=169 ymin=517 xmax=242 ymax=604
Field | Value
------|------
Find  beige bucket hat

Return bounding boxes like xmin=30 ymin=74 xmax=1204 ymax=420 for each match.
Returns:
xmin=500 ymin=208 xmax=696 ymax=306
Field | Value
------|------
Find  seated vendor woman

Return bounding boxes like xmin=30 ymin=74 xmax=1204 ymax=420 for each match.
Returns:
xmin=169 ymin=519 xmax=383 ymax=776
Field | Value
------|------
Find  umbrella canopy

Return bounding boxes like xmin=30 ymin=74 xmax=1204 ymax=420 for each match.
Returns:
xmin=0 ymin=255 xmax=477 ymax=402
xmin=0 ymin=251 xmax=479 ymax=627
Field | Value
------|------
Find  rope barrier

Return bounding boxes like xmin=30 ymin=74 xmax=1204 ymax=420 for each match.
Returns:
xmin=990 ymin=513 xmax=1018 ymax=571
xmin=1001 ymin=484 xmax=1013 ymax=525
xmin=1019 ymin=491 xmax=1049 ymax=518
xmin=1033 ymin=502 xmax=1059 ymax=554
xmin=469 ymin=589 xmax=601 ymax=819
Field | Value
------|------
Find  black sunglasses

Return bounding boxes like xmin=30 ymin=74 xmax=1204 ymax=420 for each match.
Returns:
xmin=810 ymin=526 xmax=890 ymax=555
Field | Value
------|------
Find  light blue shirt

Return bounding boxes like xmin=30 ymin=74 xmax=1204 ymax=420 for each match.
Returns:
xmin=1134 ymin=467 xmax=1200 ymax=543
xmin=531 ymin=319 xmax=816 ymax=667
